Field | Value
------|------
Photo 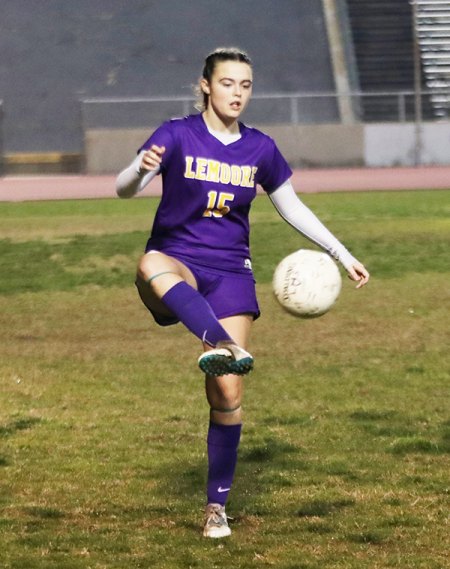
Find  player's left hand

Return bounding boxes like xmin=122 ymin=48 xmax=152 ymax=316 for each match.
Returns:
xmin=347 ymin=261 xmax=370 ymax=289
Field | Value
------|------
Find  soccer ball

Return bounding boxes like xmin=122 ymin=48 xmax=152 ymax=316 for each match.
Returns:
xmin=272 ymin=249 xmax=342 ymax=318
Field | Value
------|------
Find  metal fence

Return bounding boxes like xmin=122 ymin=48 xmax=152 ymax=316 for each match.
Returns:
xmin=80 ymin=90 xmax=450 ymax=130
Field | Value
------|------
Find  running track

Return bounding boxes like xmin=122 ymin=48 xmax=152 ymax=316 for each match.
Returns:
xmin=0 ymin=167 xmax=449 ymax=202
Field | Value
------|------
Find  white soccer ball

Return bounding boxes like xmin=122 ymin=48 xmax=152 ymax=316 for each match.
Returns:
xmin=272 ymin=249 xmax=342 ymax=318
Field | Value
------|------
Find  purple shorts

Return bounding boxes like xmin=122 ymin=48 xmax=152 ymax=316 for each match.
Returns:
xmin=136 ymin=258 xmax=260 ymax=327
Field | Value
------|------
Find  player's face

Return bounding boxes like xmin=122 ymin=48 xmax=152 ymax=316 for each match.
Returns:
xmin=202 ymin=61 xmax=253 ymax=126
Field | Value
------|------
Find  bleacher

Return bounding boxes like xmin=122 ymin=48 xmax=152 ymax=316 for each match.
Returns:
xmin=417 ymin=0 xmax=450 ymax=118
xmin=346 ymin=0 xmax=433 ymax=121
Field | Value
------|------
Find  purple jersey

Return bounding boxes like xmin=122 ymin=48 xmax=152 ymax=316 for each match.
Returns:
xmin=140 ymin=114 xmax=292 ymax=276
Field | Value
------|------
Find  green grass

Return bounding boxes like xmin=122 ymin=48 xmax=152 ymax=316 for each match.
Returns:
xmin=0 ymin=190 xmax=449 ymax=568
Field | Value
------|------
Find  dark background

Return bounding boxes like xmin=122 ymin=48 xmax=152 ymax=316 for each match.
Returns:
xmin=0 ymin=0 xmax=335 ymax=153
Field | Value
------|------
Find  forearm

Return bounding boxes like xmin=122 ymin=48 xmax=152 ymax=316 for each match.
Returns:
xmin=116 ymin=151 xmax=159 ymax=198
xmin=269 ymin=181 xmax=357 ymax=270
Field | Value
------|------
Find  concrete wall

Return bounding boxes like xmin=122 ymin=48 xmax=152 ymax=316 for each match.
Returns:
xmin=262 ymin=124 xmax=364 ymax=168
xmin=85 ymin=121 xmax=450 ymax=173
xmin=85 ymin=129 xmax=150 ymax=174
xmin=86 ymin=124 xmax=365 ymax=173
xmin=364 ymin=123 xmax=450 ymax=166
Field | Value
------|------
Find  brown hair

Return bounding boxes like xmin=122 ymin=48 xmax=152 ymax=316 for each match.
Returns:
xmin=196 ymin=47 xmax=252 ymax=111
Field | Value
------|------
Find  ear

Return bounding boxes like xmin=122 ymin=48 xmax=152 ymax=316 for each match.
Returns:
xmin=200 ymin=78 xmax=210 ymax=96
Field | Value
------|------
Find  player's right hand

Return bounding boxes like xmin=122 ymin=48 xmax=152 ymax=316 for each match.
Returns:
xmin=140 ymin=145 xmax=166 ymax=171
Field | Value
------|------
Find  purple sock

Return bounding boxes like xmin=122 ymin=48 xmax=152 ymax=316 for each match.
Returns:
xmin=207 ymin=422 xmax=242 ymax=506
xmin=161 ymin=282 xmax=232 ymax=346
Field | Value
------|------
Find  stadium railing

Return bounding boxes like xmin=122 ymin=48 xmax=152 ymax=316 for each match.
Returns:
xmin=80 ymin=89 xmax=449 ymax=129
xmin=80 ymin=90 xmax=450 ymax=171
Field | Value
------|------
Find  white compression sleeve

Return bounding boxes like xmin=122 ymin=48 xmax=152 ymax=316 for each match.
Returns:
xmin=269 ymin=180 xmax=357 ymax=270
xmin=116 ymin=151 xmax=160 ymax=198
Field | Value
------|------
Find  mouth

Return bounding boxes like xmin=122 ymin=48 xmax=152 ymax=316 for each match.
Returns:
xmin=230 ymin=101 xmax=241 ymax=110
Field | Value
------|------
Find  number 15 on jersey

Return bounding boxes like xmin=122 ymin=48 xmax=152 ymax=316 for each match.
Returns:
xmin=203 ymin=191 xmax=235 ymax=218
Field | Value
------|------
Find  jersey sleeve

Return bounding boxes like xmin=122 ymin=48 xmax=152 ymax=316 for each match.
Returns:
xmin=256 ymin=137 xmax=293 ymax=194
xmin=137 ymin=121 xmax=176 ymax=172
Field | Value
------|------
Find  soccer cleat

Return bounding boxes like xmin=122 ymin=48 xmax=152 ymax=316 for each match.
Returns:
xmin=198 ymin=341 xmax=254 ymax=376
xmin=198 ymin=347 xmax=233 ymax=376
xmin=203 ymin=503 xmax=231 ymax=538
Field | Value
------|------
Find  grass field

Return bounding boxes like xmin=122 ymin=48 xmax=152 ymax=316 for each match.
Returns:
xmin=0 ymin=190 xmax=449 ymax=568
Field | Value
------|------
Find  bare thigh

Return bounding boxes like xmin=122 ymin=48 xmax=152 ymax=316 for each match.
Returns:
xmin=136 ymin=251 xmax=197 ymax=316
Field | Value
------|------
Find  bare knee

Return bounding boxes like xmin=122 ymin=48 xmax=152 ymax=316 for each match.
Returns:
xmin=210 ymin=392 xmax=242 ymax=412
xmin=206 ymin=377 xmax=242 ymax=425
xmin=137 ymin=252 xmax=176 ymax=281
xmin=205 ymin=374 xmax=242 ymax=411
xmin=136 ymin=253 xmax=184 ymax=299
xmin=137 ymin=252 xmax=197 ymax=295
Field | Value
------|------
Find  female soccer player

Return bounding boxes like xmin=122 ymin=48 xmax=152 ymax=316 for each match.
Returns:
xmin=116 ymin=47 xmax=369 ymax=538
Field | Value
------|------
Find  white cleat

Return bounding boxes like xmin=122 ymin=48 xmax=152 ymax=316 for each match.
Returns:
xmin=203 ymin=503 xmax=232 ymax=538
xmin=198 ymin=341 xmax=254 ymax=376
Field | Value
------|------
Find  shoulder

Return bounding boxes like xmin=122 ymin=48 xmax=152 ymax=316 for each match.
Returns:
xmin=240 ymin=122 xmax=278 ymax=148
xmin=139 ymin=114 xmax=203 ymax=160
xmin=143 ymin=115 xmax=197 ymax=146
xmin=147 ymin=115 xmax=202 ymax=146
xmin=163 ymin=114 xmax=202 ymax=133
